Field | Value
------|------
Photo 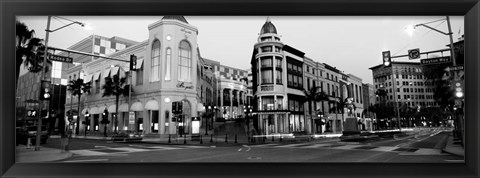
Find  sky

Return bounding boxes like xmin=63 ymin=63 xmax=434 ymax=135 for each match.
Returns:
xmin=17 ymin=16 xmax=464 ymax=84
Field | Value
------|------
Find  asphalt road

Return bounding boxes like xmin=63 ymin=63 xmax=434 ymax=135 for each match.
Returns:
xmin=43 ymin=127 xmax=463 ymax=163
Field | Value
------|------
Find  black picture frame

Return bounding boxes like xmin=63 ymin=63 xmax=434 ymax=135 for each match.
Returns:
xmin=1 ymin=0 xmax=479 ymax=177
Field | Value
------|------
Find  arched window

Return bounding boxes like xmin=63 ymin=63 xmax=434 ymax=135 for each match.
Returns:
xmin=151 ymin=40 xmax=161 ymax=82
xmin=178 ymin=41 xmax=191 ymax=82
xmin=165 ymin=48 xmax=172 ymax=80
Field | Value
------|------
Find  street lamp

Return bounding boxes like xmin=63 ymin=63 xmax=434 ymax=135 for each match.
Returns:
xmin=83 ymin=110 xmax=90 ymax=136
xmin=393 ymin=81 xmax=413 ymax=131
xmin=34 ymin=16 xmax=90 ymax=151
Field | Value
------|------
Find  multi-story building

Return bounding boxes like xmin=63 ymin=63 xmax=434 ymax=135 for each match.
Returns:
xmin=251 ymin=18 xmax=364 ymax=135
xmin=362 ymin=83 xmax=376 ymax=118
xmin=64 ymin=16 xmax=251 ymax=137
xmin=369 ymin=62 xmax=439 ymax=124
xmin=370 ymin=62 xmax=439 ymax=108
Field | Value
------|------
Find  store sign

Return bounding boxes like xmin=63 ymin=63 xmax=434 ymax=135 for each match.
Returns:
xmin=176 ymin=82 xmax=194 ymax=89
xmin=261 ymin=85 xmax=274 ymax=91
xmin=129 ymin=111 xmax=135 ymax=124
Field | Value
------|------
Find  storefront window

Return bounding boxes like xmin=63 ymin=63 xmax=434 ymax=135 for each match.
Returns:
xmin=151 ymin=111 xmax=158 ymax=133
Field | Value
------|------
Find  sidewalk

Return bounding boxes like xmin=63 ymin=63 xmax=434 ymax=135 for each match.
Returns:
xmin=16 ymin=145 xmax=72 ymax=163
xmin=441 ymin=133 xmax=465 ymax=157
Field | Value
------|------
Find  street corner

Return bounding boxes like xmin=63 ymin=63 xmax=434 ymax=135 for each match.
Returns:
xmin=16 ymin=146 xmax=73 ymax=163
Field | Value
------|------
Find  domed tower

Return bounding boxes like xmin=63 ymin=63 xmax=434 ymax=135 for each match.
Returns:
xmin=251 ymin=17 xmax=287 ymax=135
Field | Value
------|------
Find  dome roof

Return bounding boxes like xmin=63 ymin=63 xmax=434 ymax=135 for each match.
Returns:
xmin=162 ymin=16 xmax=189 ymax=24
xmin=260 ymin=17 xmax=277 ymax=35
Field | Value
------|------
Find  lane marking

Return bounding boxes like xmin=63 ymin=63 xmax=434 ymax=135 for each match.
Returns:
xmin=64 ymin=159 xmax=109 ymax=162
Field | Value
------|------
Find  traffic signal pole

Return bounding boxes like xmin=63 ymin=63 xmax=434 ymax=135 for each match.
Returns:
xmin=34 ymin=16 xmax=52 ymax=151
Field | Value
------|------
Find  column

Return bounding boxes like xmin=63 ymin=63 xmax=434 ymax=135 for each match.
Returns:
xmin=220 ymin=88 xmax=224 ymax=115
xmin=159 ymin=109 xmax=165 ymax=135
xmin=229 ymin=89 xmax=233 ymax=119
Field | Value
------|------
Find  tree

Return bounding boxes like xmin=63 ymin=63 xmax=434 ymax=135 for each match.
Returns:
xmin=422 ymin=62 xmax=455 ymax=109
xmin=15 ymin=21 xmax=46 ymax=89
xmin=302 ymin=87 xmax=329 ymax=133
xmin=102 ymin=74 xmax=130 ymax=133
xmin=67 ymin=78 xmax=91 ymax=135
xmin=302 ymin=86 xmax=321 ymax=133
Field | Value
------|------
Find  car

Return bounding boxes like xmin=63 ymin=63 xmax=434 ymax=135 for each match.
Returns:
xmin=16 ymin=126 xmax=49 ymax=145
xmin=111 ymin=130 xmax=143 ymax=142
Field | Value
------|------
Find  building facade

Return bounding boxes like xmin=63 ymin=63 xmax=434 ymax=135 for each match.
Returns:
xmin=250 ymin=18 xmax=364 ymax=135
xmin=65 ymin=16 xmax=251 ymax=137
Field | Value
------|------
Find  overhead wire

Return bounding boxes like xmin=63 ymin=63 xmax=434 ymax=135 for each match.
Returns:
xmin=392 ymin=20 xmax=446 ymax=57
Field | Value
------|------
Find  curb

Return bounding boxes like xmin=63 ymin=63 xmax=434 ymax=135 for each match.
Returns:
xmin=441 ymin=148 xmax=464 ymax=157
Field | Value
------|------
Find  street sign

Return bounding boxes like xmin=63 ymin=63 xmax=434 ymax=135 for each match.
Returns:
xmin=129 ymin=111 xmax=135 ymax=124
xmin=446 ymin=65 xmax=464 ymax=72
xmin=408 ymin=48 xmax=420 ymax=60
xmin=48 ymin=54 xmax=73 ymax=63
xmin=420 ymin=56 xmax=451 ymax=65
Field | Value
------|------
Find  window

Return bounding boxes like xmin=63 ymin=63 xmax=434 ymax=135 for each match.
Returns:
xmin=165 ymin=48 xmax=171 ymax=80
xmin=261 ymin=57 xmax=273 ymax=67
xmin=261 ymin=70 xmax=273 ymax=84
xmin=136 ymin=64 xmax=144 ymax=86
xmin=178 ymin=41 xmax=192 ymax=82
xmin=276 ymin=70 xmax=282 ymax=84
xmin=261 ymin=46 xmax=272 ymax=52
xmin=262 ymin=96 xmax=274 ymax=110
xmin=275 ymin=57 xmax=282 ymax=68
xmin=150 ymin=40 xmax=161 ymax=82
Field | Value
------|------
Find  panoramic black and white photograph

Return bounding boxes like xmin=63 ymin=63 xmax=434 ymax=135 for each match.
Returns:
xmin=15 ymin=16 xmax=465 ymax=163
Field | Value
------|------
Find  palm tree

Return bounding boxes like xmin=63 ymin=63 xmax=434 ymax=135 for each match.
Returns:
xmin=303 ymin=87 xmax=328 ymax=134
xmin=102 ymin=74 xmax=130 ymax=133
xmin=16 ymin=21 xmax=46 ymax=89
xmin=67 ymin=78 xmax=92 ymax=134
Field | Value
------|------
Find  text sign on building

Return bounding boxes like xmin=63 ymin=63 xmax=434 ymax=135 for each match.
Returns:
xmin=49 ymin=54 xmax=73 ymax=63
xmin=446 ymin=65 xmax=464 ymax=71
xmin=420 ymin=56 xmax=451 ymax=65
xmin=261 ymin=86 xmax=274 ymax=91
xmin=408 ymin=48 xmax=420 ymax=60
xmin=129 ymin=111 xmax=135 ymax=124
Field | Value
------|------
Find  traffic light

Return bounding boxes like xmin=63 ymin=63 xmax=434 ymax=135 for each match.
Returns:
xmin=102 ymin=109 xmax=108 ymax=119
xmin=382 ymin=51 xmax=391 ymax=67
xmin=27 ymin=109 xmax=37 ymax=117
xmin=177 ymin=102 xmax=183 ymax=113
xmin=172 ymin=102 xmax=177 ymax=113
xmin=130 ymin=54 xmax=137 ymax=71
xmin=453 ymin=80 xmax=464 ymax=98
xmin=40 ymin=80 xmax=51 ymax=100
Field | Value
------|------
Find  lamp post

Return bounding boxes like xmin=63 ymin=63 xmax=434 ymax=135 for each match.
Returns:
xmin=392 ymin=76 xmax=412 ymax=131
xmin=205 ymin=106 xmax=211 ymax=135
xmin=35 ymin=16 xmax=88 ymax=151
xmin=84 ymin=111 xmax=90 ymax=136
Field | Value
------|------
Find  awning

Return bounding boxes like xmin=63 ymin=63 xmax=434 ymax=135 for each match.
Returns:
xmin=197 ymin=103 xmax=205 ymax=112
xmin=107 ymin=105 xmax=117 ymax=113
xmin=93 ymin=72 xmax=101 ymax=81
xmin=111 ymin=67 xmax=121 ymax=76
xmin=81 ymin=108 xmax=89 ymax=115
xmin=130 ymin=102 xmax=144 ymax=111
xmin=83 ymin=74 xmax=93 ymax=83
xmin=103 ymin=68 xmax=111 ymax=78
xmin=118 ymin=103 xmax=129 ymax=112
xmin=97 ymin=106 xmax=107 ymax=113
xmin=136 ymin=58 xmax=144 ymax=69
xmin=89 ymin=107 xmax=99 ymax=114
xmin=144 ymin=100 xmax=159 ymax=110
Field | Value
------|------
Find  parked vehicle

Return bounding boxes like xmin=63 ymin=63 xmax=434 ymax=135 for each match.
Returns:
xmin=111 ymin=130 xmax=143 ymax=142
xmin=16 ymin=126 xmax=49 ymax=145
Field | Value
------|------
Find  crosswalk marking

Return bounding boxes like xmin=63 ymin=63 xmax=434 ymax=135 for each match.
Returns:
xmin=251 ymin=142 xmax=446 ymax=155
xmin=71 ymin=145 xmax=208 ymax=156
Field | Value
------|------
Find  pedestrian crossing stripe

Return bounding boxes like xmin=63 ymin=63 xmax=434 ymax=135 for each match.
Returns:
xmin=251 ymin=143 xmax=446 ymax=155
xmin=71 ymin=145 xmax=208 ymax=156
